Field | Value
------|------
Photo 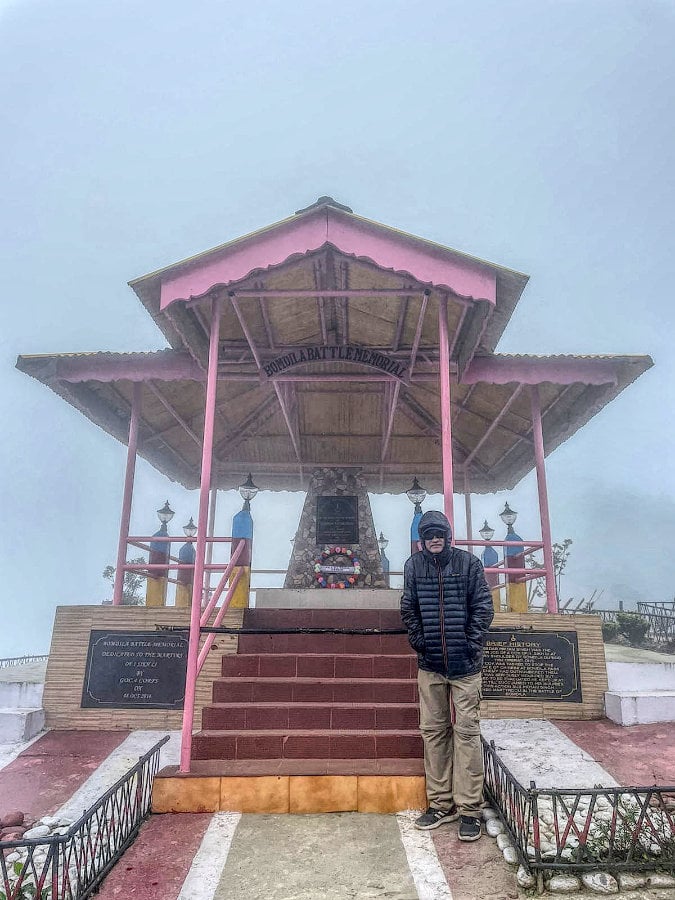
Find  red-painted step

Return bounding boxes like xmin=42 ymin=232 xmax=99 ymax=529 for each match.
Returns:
xmin=201 ymin=701 xmax=419 ymax=731
xmin=212 ymin=677 xmax=418 ymax=704
xmin=191 ymin=729 xmax=423 ymax=760
xmin=221 ymin=653 xmax=415 ymax=679
xmin=237 ymin=633 xmax=411 ymax=654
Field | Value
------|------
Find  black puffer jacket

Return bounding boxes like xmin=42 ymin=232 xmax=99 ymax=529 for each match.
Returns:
xmin=401 ymin=513 xmax=494 ymax=678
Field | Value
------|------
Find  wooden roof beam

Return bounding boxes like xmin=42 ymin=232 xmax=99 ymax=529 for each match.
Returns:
xmin=392 ymin=296 xmax=410 ymax=351
xmin=407 ymin=290 xmax=430 ymax=380
xmin=229 ymin=292 xmax=304 ymax=468
xmin=146 ymin=381 xmax=202 ymax=448
xmin=491 ymin=383 xmax=577 ymax=471
xmin=463 ymin=384 xmax=524 ymax=466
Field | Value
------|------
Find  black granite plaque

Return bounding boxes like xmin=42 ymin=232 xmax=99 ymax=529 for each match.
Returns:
xmin=316 ymin=495 xmax=359 ymax=544
xmin=482 ymin=629 xmax=582 ymax=702
xmin=81 ymin=630 xmax=188 ymax=709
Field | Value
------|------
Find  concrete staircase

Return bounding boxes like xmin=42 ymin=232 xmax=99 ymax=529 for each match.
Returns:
xmin=193 ymin=608 xmax=423 ymax=765
xmin=153 ymin=608 xmax=427 ymax=813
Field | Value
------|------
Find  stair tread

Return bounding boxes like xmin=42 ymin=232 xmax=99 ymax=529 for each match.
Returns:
xmin=229 ymin=652 xmax=413 ymax=657
xmin=203 ymin=701 xmax=417 ymax=708
xmin=195 ymin=728 xmax=419 ymax=736
xmin=161 ymin=758 xmax=425 ymax=777
xmin=215 ymin=676 xmax=414 ymax=683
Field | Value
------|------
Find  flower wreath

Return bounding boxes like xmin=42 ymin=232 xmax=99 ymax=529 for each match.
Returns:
xmin=313 ymin=546 xmax=362 ymax=589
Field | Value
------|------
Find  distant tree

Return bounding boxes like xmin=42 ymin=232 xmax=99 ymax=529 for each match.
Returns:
xmin=525 ymin=538 xmax=573 ymax=607
xmin=103 ymin=558 xmax=146 ymax=605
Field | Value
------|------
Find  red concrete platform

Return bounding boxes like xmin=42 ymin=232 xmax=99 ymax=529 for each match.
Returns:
xmin=0 ymin=730 xmax=129 ymax=822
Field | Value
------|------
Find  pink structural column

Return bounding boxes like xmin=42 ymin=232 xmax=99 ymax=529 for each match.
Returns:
xmin=438 ymin=294 xmax=455 ymax=531
xmin=530 ymin=385 xmax=557 ymax=612
xmin=112 ymin=382 xmax=141 ymax=606
xmin=180 ymin=296 xmax=222 ymax=773
xmin=463 ymin=469 xmax=473 ymax=553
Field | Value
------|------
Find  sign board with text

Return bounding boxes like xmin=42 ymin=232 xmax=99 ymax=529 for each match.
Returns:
xmin=81 ymin=630 xmax=188 ymax=709
xmin=482 ymin=628 xmax=582 ymax=703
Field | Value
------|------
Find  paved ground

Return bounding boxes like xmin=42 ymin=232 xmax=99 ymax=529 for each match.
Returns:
xmin=0 ymin=730 xmax=128 ymax=820
xmin=554 ymin=719 xmax=675 ymax=786
xmin=3 ymin=719 xmax=675 ymax=898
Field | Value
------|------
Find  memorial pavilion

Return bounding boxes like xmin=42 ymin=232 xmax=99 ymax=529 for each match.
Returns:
xmin=16 ymin=197 xmax=652 ymax=775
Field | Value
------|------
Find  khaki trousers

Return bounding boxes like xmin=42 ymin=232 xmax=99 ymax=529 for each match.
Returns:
xmin=417 ymin=668 xmax=483 ymax=816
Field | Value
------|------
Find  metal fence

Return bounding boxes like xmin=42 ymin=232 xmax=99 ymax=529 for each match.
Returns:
xmin=482 ymin=738 xmax=675 ymax=892
xmin=561 ymin=608 xmax=675 ymax=646
xmin=0 ymin=735 xmax=168 ymax=900
xmin=0 ymin=655 xmax=49 ymax=669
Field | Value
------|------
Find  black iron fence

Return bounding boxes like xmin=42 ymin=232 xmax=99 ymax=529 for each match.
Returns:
xmin=561 ymin=608 xmax=675 ymax=646
xmin=0 ymin=735 xmax=168 ymax=900
xmin=482 ymin=738 xmax=675 ymax=892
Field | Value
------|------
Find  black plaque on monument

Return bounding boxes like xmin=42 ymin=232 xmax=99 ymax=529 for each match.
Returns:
xmin=81 ymin=630 xmax=188 ymax=709
xmin=482 ymin=629 xmax=582 ymax=702
xmin=316 ymin=495 xmax=359 ymax=544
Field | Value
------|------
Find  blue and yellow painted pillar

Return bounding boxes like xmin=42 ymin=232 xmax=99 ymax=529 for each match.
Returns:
xmin=505 ymin=525 xmax=527 ymax=613
xmin=175 ymin=518 xmax=197 ymax=609
xmin=146 ymin=521 xmax=170 ymax=607
xmin=229 ymin=501 xmax=253 ymax=609
xmin=482 ymin=543 xmax=501 ymax=613
xmin=410 ymin=504 xmax=423 ymax=556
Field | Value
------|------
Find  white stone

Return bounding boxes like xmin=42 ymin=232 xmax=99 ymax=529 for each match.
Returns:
xmin=618 ymin=873 xmax=647 ymax=890
xmin=526 ymin=845 xmax=536 ymax=859
xmin=38 ymin=815 xmax=60 ymax=828
xmin=5 ymin=851 xmax=20 ymax=863
xmin=540 ymin=841 xmax=557 ymax=859
xmin=502 ymin=846 xmax=518 ymax=866
xmin=23 ymin=825 xmax=50 ymax=839
xmin=649 ymin=873 xmax=675 ymax=888
xmin=481 ymin=807 xmax=498 ymax=821
xmin=581 ymin=872 xmax=619 ymax=894
xmin=516 ymin=865 xmax=535 ymax=889
xmin=496 ymin=833 xmax=512 ymax=850
xmin=540 ymin=809 xmax=555 ymax=826
xmin=548 ymin=874 xmax=581 ymax=893
xmin=485 ymin=818 xmax=504 ymax=837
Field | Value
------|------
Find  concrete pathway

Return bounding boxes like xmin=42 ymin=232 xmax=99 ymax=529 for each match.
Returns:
xmin=212 ymin=812 xmax=419 ymax=900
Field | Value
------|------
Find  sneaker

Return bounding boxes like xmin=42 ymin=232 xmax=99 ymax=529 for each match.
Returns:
xmin=458 ymin=815 xmax=482 ymax=842
xmin=414 ymin=805 xmax=459 ymax=830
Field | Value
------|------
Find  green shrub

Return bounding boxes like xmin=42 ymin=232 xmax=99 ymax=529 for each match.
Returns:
xmin=602 ymin=620 xmax=620 ymax=642
xmin=616 ymin=612 xmax=650 ymax=646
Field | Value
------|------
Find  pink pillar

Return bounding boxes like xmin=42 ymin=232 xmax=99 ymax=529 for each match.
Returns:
xmin=463 ymin=468 xmax=472 ymax=553
xmin=112 ymin=382 xmax=141 ymax=606
xmin=180 ymin=297 xmax=222 ymax=772
xmin=438 ymin=294 xmax=455 ymax=532
xmin=530 ymin=385 xmax=557 ymax=613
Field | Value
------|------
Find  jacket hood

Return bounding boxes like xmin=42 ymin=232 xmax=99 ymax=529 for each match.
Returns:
xmin=418 ymin=510 xmax=453 ymax=541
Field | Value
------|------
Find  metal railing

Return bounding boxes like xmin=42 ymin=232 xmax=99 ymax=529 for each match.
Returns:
xmin=0 ymin=655 xmax=49 ymax=668
xmin=561 ymin=607 xmax=675 ymax=645
xmin=0 ymin=735 xmax=168 ymax=899
xmin=483 ymin=738 xmax=675 ymax=892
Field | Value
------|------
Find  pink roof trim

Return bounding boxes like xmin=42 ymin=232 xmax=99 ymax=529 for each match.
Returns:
xmin=159 ymin=208 xmax=496 ymax=310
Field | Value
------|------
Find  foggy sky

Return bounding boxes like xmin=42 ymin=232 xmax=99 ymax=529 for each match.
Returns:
xmin=1 ymin=0 xmax=674 ymax=656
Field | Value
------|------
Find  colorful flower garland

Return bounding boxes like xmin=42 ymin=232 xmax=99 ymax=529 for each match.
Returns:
xmin=313 ymin=546 xmax=362 ymax=589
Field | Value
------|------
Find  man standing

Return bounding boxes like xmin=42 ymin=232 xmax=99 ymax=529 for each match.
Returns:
xmin=401 ymin=510 xmax=494 ymax=840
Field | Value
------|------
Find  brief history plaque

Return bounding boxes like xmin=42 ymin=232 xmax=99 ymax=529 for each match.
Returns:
xmin=81 ymin=630 xmax=188 ymax=709
xmin=316 ymin=495 xmax=359 ymax=544
xmin=482 ymin=628 xmax=582 ymax=702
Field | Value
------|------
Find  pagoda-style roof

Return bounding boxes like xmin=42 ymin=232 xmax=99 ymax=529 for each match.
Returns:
xmin=16 ymin=199 xmax=653 ymax=494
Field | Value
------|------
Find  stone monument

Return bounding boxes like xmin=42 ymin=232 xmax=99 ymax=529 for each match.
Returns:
xmin=284 ymin=468 xmax=387 ymax=589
